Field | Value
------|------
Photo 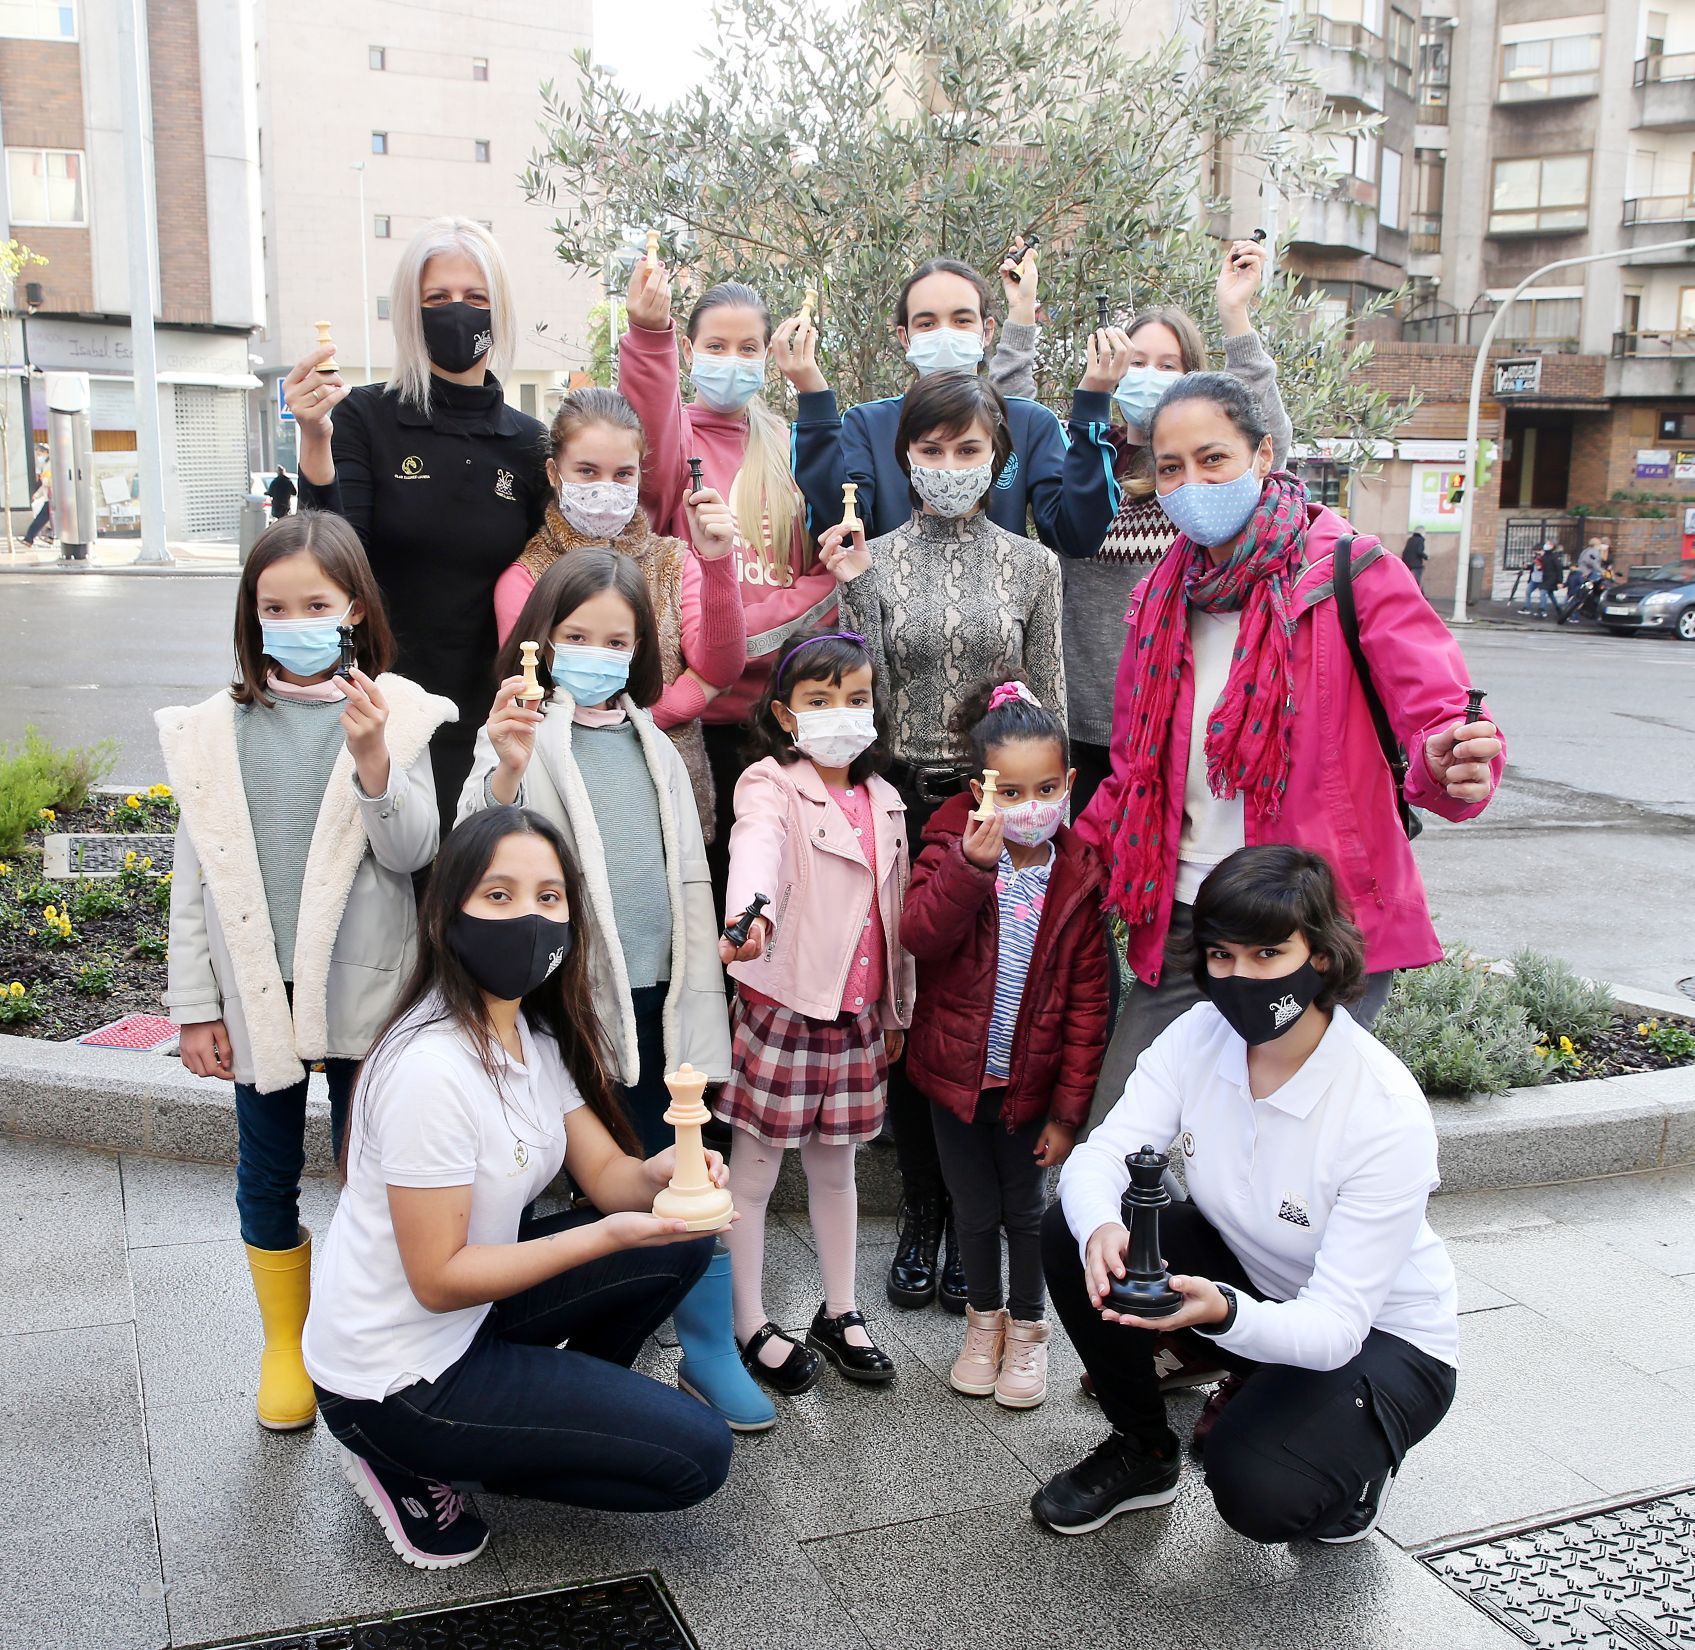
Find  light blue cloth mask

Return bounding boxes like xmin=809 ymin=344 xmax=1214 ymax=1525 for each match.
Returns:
xmin=689 ymin=355 xmax=766 ymax=413
xmin=261 ymin=604 xmax=352 ymax=677
xmin=1157 ymin=467 xmax=1264 ymax=548
xmin=1112 ymin=366 xmax=1181 ymax=430
xmin=550 ymin=643 xmax=631 ymax=707
xmin=904 ymin=327 xmax=985 ymax=375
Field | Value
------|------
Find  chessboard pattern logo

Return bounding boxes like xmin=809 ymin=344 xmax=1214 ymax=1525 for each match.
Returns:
xmin=1277 ymin=1196 xmax=1312 ymax=1227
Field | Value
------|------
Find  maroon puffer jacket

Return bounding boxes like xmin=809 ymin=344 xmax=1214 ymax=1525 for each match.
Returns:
xmin=901 ymin=791 xmax=1111 ymax=1131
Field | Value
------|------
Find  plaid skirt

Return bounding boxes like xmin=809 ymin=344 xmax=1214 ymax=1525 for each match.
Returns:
xmin=714 ymin=993 xmax=890 ymax=1148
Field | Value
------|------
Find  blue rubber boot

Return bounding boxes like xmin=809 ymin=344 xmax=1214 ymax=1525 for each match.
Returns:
xmin=673 ymin=1243 xmax=776 ymax=1433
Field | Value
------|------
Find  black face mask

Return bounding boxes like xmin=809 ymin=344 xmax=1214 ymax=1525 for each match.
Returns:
xmin=421 ymin=301 xmax=494 ymax=374
xmin=449 ymin=911 xmax=572 ymax=1001
xmin=1205 ymin=959 xmax=1326 ymax=1046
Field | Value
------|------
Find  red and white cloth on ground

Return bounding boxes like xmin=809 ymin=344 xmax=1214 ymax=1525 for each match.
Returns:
xmin=714 ymin=993 xmax=889 ymax=1148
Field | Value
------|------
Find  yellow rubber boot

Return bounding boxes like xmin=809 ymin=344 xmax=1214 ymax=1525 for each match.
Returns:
xmin=244 ymin=1229 xmax=317 ymax=1431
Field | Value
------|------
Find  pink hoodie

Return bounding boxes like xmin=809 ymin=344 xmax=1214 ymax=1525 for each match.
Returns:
xmin=1076 ymin=505 xmax=1506 ymax=985
xmin=619 ymin=320 xmax=838 ymax=724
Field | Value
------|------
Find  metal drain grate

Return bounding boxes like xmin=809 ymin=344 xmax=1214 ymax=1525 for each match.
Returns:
xmin=1679 ymin=976 xmax=1695 ymax=1004
xmin=42 ymin=832 xmax=176 ymax=878
xmin=1423 ymin=1487 xmax=1695 ymax=1646
xmin=207 ymin=1574 xmax=699 ymax=1649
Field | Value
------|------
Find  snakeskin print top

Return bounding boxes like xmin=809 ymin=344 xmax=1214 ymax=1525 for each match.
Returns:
xmin=837 ymin=511 xmax=1065 ymax=769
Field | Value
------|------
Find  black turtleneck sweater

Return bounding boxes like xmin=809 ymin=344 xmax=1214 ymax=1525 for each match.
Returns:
xmin=299 ymin=375 xmax=549 ymax=815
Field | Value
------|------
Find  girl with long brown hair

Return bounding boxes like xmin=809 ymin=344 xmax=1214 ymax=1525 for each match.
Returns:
xmin=302 ymin=807 xmax=732 ymax=1570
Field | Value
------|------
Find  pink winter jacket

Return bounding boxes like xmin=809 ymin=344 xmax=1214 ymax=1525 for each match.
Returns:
xmin=1075 ymin=505 xmax=1506 ymax=985
xmin=724 ymin=756 xmax=915 ymax=1028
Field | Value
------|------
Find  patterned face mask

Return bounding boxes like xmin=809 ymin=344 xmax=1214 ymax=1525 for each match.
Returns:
xmin=556 ymin=480 xmax=638 ymax=539
xmin=910 ymin=460 xmax=994 ymax=518
xmin=1157 ymin=466 xmax=1264 ymax=548
xmin=996 ymin=795 xmax=1067 ymax=848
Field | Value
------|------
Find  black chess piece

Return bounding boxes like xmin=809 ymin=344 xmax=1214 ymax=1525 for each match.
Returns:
xmin=1095 ymin=292 xmax=1111 ymax=330
xmin=687 ymin=456 xmax=705 ymax=496
xmin=1465 ymin=687 xmax=1485 ymax=723
xmin=1251 ymin=227 xmax=1267 ymax=243
xmin=722 ymin=891 xmax=770 ymax=948
xmin=1105 ymin=1145 xmax=1184 ymax=1318
xmin=1005 ymin=231 xmax=1040 ymax=283
xmin=336 ymin=624 xmax=357 ymax=679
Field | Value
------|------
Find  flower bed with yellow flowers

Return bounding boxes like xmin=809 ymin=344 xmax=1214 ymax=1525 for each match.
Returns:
xmin=0 ymin=790 xmax=176 ymax=1041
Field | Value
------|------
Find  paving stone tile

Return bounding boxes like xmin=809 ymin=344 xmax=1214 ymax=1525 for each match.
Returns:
xmin=806 ymin=1501 xmax=1201 ymax=1650
xmin=1660 ymin=1362 xmax=1695 ymax=1398
xmin=493 ymin=1451 xmax=868 ymax=1650
xmin=1447 ymin=1225 xmax=1695 ymax=1373
xmin=1435 ymin=1304 xmax=1695 ymax=1501
xmin=147 ymin=1395 xmax=501 ymax=1647
xmin=1454 ymin=1268 xmax=1515 ymax=1315
xmin=0 ymin=1323 xmax=167 ymax=1650
xmin=0 ymin=1136 xmax=133 ymax=1335
xmin=753 ymin=1215 xmax=896 ymax=1331
xmin=1513 ymin=1171 xmax=1695 ymax=1277
xmin=734 ymin=1331 xmax=1037 ymax=1540
xmin=1427 ymin=1188 xmax=1557 ymax=1242
xmin=120 ymin=1152 xmax=341 ymax=1250
xmin=1171 ymin=1553 xmax=1523 ymax=1649
xmin=131 ymin=1237 xmax=270 ymax=1410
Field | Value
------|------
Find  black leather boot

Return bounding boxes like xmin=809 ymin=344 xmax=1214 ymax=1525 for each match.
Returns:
xmin=938 ymin=1211 xmax=968 ymax=1314
xmin=886 ymin=1193 xmax=944 ymax=1308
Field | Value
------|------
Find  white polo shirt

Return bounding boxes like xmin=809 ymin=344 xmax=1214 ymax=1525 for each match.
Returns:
xmin=303 ymin=1000 xmax=585 ymax=1401
xmin=1060 ymin=1002 xmax=1458 ymax=1371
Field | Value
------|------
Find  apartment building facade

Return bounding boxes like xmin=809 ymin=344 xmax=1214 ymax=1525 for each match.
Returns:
xmin=251 ymin=0 xmax=599 ymax=472
xmin=1274 ymin=0 xmax=1695 ymax=599
xmin=0 ymin=0 xmax=263 ymax=539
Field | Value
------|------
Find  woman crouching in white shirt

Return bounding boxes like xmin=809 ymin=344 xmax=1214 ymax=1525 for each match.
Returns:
xmin=302 ymin=806 xmax=731 ymax=1569
xmin=1032 ymin=844 xmax=1457 ymax=1545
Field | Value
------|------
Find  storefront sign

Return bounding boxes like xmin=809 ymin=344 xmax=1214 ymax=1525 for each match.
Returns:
xmin=1675 ymin=451 xmax=1695 ymax=482
xmin=1409 ymin=463 xmax=1467 ymax=533
xmin=1493 ymin=358 xmax=1542 ymax=396
xmin=1636 ymin=449 xmax=1673 ymax=479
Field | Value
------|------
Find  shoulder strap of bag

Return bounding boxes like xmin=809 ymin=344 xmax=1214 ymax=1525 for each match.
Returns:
xmin=1332 ymin=534 xmax=1420 ymax=838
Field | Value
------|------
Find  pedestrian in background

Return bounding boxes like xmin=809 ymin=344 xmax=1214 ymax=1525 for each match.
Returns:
xmin=267 ymin=466 xmax=297 ymax=521
xmin=1401 ymin=530 xmax=1427 ymax=590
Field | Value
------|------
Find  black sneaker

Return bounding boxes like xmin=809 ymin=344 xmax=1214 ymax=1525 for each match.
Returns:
xmin=1313 ymin=1469 xmax=1396 ymax=1545
xmin=1030 ymin=1430 xmax=1181 ymax=1535
xmin=342 ymin=1447 xmax=490 ymax=1569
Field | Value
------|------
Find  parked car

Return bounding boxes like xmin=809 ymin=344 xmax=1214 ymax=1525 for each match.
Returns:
xmin=1599 ymin=562 xmax=1695 ymax=641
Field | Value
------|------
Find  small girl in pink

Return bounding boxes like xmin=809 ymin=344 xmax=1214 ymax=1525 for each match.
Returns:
xmin=715 ymin=630 xmax=914 ymax=1403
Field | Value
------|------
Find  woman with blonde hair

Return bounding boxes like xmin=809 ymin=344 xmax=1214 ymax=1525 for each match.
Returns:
xmin=283 ymin=216 xmax=549 ymax=825
xmin=618 ymin=255 xmax=839 ymax=885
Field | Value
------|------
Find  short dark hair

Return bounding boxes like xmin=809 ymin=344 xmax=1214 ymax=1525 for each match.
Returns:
xmin=1188 ymin=845 xmax=1366 ymax=1011
xmin=742 ymin=628 xmax=889 ymax=786
xmin=233 ymin=510 xmax=395 ymax=707
xmin=494 ymin=547 xmax=664 ymax=709
xmin=895 ymin=259 xmax=992 ymax=331
xmin=894 ymin=373 xmax=1014 ymax=508
xmin=949 ymin=673 xmax=1069 ymax=772
xmin=1148 ymin=370 xmax=1272 ymax=454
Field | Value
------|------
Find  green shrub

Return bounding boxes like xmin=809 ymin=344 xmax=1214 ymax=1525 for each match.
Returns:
xmin=71 ymin=957 xmax=117 ymax=997
xmin=133 ymin=927 xmax=168 ymax=961
xmin=0 ymin=728 xmax=115 ymax=853
xmin=70 ymin=880 xmax=127 ymax=922
xmin=1639 ymin=1018 xmax=1695 ymax=1061
xmin=0 ymin=979 xmax=41 ymax=1025
xmin=1375 ymin=951 xmax=1550 ymax=1097
xmin=1500 ymin=948 xmax=1615 ymax=1046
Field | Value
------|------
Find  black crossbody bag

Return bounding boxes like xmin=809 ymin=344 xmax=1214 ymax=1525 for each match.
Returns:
xmin=1331 ymin=534 xmax=1422 ymax=841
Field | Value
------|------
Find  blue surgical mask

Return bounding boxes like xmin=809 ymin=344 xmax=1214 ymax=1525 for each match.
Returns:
xmin=549 ymin=642 xmax=631 ymax=707
xmin=261 ymin=605 xmax=352 ymax=677
xmin=689 ymin=354 xmax=766 ymax=413
xmin=904 ymin=327 xmax=985 ymax=376
xmin=1112 ymin=366 xmax=1181 ymax=431
xmin=1157 ymin=466 xmax=1265 ymax=548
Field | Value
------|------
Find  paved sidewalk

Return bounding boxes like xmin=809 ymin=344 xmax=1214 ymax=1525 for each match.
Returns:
xmin=0 ymin=539 xmax=238 ymax=575
xmin=4 ymin=1134 xmax=1693 ymax=1650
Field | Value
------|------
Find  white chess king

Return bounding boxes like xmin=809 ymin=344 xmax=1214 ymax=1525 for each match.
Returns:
xmin=652 ymin=1064 xmax=734 ymax=1232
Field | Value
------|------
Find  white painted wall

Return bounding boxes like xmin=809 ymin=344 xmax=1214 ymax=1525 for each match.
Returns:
xmin=198 ymin=0 xmax=265 ymax=329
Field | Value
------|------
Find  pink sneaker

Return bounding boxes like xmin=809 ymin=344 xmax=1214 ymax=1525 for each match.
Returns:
xmin=949 ymin=1306 xmax=1006 ymax=1396
xmin=995 ymin=1318 xmax=1051 ymax=1409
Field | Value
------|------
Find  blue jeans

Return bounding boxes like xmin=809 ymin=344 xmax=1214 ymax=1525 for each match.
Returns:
xmin=234 ymin=1061 xmax=355 ymax=1250
xmin=315 ymin=1208 xmax=730 ymax=1512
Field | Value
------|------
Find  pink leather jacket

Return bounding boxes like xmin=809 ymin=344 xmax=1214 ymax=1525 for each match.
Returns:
xmin=725 ymin=756 xmax=915 ymax=1028
xmin=1076 ymin=505 xmax=1506 ymax=985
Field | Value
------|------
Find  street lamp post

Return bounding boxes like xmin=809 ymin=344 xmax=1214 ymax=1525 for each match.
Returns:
xmin=1451 ymin=234 xmax=1695 ymax=624
xmin=19 ymin=280 xmax=42 ymax=503
xmin=353 ymin=162 xmax=372 ymax=385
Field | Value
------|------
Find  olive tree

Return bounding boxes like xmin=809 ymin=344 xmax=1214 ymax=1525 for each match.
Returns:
xmin=524 ymin=0 xmax=1411 ymax=449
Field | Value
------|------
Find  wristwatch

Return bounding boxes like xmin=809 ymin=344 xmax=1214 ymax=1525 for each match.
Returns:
xmin=1195 ymin=1282 xmax=1238 ymax=1338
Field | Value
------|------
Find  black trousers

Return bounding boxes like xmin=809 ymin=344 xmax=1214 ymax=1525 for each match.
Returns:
xmin=1068 ymin=738 xmax=1113 ymax=829
xmin=1042 ymin=1200 xmax=1456 ymax=1544
xmin=702 ymin=720 xmax=745 ymax=919
xmin=931 ymin=1092 xmax=1046 ymax=1319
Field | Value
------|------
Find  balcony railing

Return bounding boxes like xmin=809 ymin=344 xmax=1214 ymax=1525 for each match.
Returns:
xmin=1410 ymin=212 xmax=1442 ymax=253
xmin=1497 ymin=68 xmax=1601 ymax=102
xmin=1623 ymin=194 xmax=1695 ymax=224
xmin=1613 ymin=328 xmax=1695 ymax=358
xmin=1635 ymin=51 xmax=1695 ymax=85
xmin=1417 ymin=95 xmax=1450 ymax=123
xmin=1494 ymin=335 xmax=1582 ymax=356
xmin=1308 ymin=17 xmax=1383 ymax=54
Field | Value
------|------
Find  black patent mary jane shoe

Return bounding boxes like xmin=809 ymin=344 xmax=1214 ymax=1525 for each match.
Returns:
xmin=806 ymin=1306 xmax=897 ymax=1385
xmin=738 ymin=1322 xmax=823 ymax=1397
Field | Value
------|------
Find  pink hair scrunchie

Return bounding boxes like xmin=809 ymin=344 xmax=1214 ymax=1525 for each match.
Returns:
xmin=988 ymin=680 xmax=1039 ymax=712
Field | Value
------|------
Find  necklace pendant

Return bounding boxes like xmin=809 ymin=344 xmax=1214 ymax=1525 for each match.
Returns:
xmin=514 ymin=1140 xmax=529 ymax=1169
